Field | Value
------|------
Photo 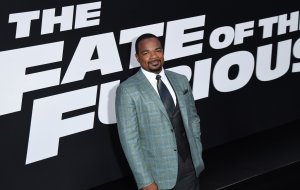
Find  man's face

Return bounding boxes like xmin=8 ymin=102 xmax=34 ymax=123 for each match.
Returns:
xmin=135 ymin=37 xmax=164 ymax=74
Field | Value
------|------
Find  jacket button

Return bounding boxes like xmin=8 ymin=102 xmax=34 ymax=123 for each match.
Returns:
xmin=171 ymin=129 xmax=174 ymax=132
xmin=174 ymin=149 xmax=177 ymax=151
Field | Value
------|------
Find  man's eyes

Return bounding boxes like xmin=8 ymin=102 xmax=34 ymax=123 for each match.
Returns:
xmin=141 ymin=49 xmax=162 ymax=55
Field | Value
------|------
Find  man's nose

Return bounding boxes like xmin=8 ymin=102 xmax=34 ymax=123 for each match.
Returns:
xmin=150 ymin=51 xmax=158 ymax=58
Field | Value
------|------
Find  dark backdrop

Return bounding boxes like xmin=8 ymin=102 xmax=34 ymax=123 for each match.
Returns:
xmin=0 ymin=0 xmax=300 ymax=189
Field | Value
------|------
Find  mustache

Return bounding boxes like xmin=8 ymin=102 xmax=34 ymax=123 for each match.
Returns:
xmin=148 ymin=59 xmax=161 ymax=64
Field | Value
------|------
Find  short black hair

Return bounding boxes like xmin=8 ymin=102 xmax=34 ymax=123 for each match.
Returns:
xmin=135 ymin=33 xmax=163 ymax=54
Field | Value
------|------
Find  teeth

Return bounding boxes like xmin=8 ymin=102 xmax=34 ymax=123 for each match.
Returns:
xmin=150 ymin=60 xmax=159 ymax=64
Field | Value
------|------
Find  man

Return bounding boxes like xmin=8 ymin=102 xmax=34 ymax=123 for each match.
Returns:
xmin=115 ymin=33 xmax=204 ymax=190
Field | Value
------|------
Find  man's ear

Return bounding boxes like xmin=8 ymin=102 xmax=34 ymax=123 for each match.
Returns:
xmin=135 ymin=54 xmax=139 ymax=61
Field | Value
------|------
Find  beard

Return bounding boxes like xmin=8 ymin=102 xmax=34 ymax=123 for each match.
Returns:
xmin=147 ymin=60 xmax=163 ymax=74
xmin=149 ymin=66 xmax=163 ymax=74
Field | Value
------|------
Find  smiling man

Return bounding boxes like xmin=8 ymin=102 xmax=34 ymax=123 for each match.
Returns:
xmin=115 ymin=33 xmax=204 ymax=190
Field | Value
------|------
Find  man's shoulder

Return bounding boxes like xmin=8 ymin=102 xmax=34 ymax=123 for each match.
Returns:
xmin=118 ymin=70 xmax=141 ymax=89
xmin=165 ymin=70 xmax=187 ymax=81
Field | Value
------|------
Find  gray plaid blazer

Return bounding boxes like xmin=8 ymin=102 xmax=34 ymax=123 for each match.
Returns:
xmin=115 ymin=69 xmax=204 ymax=190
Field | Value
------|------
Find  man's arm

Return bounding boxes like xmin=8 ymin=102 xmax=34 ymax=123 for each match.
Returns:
xmin=115 ymin=85 xmax=154 ymax=189
xmin=184 ymin=77 xmax=201 ymax=140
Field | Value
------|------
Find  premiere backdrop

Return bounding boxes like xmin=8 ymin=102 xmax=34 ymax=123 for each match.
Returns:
xmin=1 ymin=0 xmax=300 ymax=189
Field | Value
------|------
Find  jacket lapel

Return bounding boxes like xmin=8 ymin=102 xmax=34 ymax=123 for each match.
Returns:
xmin=136 ymin=70 xmax=170 ymax=121
xmin=165 ymin=71 xmax=189 ymax=127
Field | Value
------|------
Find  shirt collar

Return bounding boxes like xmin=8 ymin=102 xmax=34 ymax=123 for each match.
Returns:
xmin=141 ymin=67 xmax=166 ymax=81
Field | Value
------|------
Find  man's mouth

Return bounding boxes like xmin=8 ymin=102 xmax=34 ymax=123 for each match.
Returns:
xmin=148 ymin=60 xmax=160 ymax=66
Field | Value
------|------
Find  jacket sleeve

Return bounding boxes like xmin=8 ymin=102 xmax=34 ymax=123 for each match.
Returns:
xmin=184 ymin=76 xmax=201 ymax=140
xmin=115 ymin=85 xmax=154 ymax=189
